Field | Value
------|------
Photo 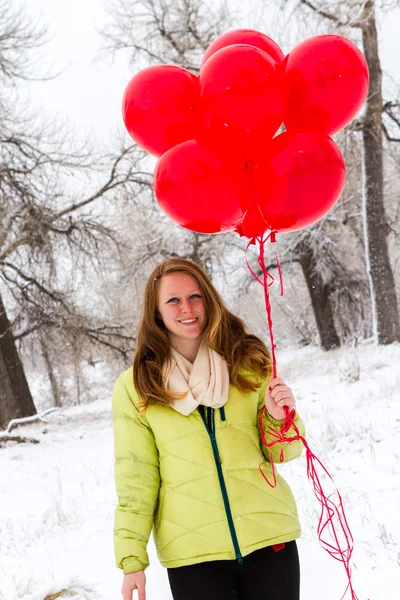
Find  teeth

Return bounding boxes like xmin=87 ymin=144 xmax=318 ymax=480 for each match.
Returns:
xmin=180 ymin=318 xmax=197 ymax=324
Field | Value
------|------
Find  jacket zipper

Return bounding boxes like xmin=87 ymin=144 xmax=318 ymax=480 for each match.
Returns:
xmin=198 ymin=406 xmax=243 ymax=564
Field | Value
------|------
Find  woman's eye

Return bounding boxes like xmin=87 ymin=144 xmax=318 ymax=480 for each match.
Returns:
xmin=167 ymin=294 xmax=201 ymax=304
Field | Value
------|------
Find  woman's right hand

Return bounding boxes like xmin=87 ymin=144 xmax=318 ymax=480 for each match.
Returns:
xmin=121 ymin=571 xmax=146 ymax=600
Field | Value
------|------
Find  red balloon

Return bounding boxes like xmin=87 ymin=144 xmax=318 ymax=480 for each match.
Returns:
xmin=199 ymin=44 xmax=283 ymax=162
xmin=238 ymin=131 xmax=346 ymax=237
xmin=122 ymin=65 xmax=199 ymax=156
xmin=154 ymin=140 xmax=250 ymax=234
xmin=280 ymin=35 xmax=369 ymax=135
xmin=201 ymin=29 xmax=285 ymax=67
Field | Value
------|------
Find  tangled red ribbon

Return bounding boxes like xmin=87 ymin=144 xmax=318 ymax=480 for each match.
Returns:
xmin=247 ymin=235 xmax=361 ymax=600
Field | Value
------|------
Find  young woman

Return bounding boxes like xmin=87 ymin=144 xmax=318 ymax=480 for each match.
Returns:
xmin=112 ymin=258 xmax=305 ymax=600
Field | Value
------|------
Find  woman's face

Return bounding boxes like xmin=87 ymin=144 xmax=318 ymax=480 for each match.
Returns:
xmin=157 ymin=273 xmax=207 ymax=342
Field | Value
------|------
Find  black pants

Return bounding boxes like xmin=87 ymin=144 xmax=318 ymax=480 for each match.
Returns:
xmin=167 ymin=541 xmax=300 ymax=600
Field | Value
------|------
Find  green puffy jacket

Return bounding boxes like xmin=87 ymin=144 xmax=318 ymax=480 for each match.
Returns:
xmin=112 ymin=367 xmax=305 ymax=574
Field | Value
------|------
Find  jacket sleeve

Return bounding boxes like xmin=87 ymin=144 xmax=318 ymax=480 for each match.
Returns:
xmin=257 ymin=376 xmax=306 ymax=464
xmin=112 ymin=373 xmax=160 ymax=574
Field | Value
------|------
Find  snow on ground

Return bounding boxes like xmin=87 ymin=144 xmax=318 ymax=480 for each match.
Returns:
xmin=1 ymin=341 xmax=400 ymax=600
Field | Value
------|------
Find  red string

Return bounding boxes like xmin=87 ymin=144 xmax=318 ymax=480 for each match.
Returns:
xmin=274 ymin=246 xmax=284 ymax=297
xmin=245 ymin=234 xmax=362 ymax=600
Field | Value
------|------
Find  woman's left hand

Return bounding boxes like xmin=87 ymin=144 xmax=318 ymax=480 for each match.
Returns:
xmin=265 ymin=377 xmax=296 ymax=421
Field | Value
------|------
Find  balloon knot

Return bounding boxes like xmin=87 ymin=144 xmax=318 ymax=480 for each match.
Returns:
xmin=234 ymin=223 xmax=244 ymax=236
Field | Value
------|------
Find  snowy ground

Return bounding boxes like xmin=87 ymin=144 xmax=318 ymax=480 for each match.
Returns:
xmin=1 ymin=341 xmax=400 ymax=600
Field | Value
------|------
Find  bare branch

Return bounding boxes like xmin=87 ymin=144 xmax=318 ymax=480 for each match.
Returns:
xmin=299 ymin=0 xmax=341 ymax=23
xmin=53 ymin=147 xmax=152 ymax=219
xmin=4 ymin=407 xmax=59 ymax=433
xmin=382 ymin=101 xmax=400 ymax=142
xmin=382 ymin=121 xmax=400 ymax=143
xmin=0 ymin=0 xmax=47 ymax=83
xmin=100 ymin=0 xmax=233 ymax=71
xmin=0 ymin=434 xmax=39 ymax=445
xmin=297 ymin=0 xmax=372 ymax=28
xmin=1 ymin=261 xmax=72 ymax=308
xmin=85 ymin=330 xmax=133 ymax=359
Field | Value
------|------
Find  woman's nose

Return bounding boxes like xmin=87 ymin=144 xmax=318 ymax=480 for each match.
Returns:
xmin=180 ymin=298 xmax=191 ymax=313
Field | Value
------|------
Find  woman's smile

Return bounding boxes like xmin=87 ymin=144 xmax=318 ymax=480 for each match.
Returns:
xmin=178 ymin=317 xmax=199 ymax=326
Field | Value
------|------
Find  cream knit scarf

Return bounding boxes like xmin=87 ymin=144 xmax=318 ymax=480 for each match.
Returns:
xmin=163 ymin=339 xmax=230 ymax=416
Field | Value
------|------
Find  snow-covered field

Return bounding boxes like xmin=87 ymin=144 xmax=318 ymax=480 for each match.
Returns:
xmin=1 ymin=341 xmax=400 ymax=600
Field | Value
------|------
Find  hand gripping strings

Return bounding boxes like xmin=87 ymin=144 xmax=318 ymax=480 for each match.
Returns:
xmin=246 ymin=234 xmax=362 ymax=600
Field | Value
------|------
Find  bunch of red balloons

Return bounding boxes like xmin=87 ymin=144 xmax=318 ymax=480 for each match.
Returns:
xmin=122 ymin=29 xmax=369 ymax=238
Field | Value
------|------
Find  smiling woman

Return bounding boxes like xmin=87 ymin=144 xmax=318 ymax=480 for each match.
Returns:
xmin=157 ymin=272 xmax=207 ymax=362
xmin=112 ymin=257 xmax=305 ymax=600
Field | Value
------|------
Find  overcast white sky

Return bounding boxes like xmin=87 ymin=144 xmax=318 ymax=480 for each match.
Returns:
xmin=19 ymin=0 xmax=127 ymax=144
xmin=19 ymin=0 xmax=400 ymax=145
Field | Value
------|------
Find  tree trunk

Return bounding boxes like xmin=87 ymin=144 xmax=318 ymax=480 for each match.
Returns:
xmin=361 ymin=0 xmax=400 ymax=344
xmin=0 ymin=291 xmax=36 ymax=430
xmin=187 ymin=233 xmax=213 ymax=276
xmin=41 ymin=338 xmax=62 ymax=408
xmin=299 ymin=244 xmax=341 ymax=351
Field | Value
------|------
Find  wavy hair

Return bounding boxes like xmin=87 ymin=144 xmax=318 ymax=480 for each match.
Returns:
xmin=133 ymin=258 xmax=272 ymax=408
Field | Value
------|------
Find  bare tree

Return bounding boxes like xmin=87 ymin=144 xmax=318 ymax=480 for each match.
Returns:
xmin=0 ymin=3 xmax=155 ymax=429
xmin=274 ymin=0 xmax=400 ymax=345
xmin=245 ymin=223 xmax=370 ymax=350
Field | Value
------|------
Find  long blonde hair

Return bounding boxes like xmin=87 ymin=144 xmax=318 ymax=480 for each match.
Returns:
xmin=133 ymin=258 xmax=272 ymax=408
